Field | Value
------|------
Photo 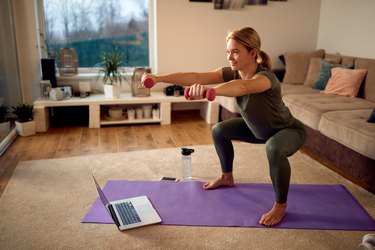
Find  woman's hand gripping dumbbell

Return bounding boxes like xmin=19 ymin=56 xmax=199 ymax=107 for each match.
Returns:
xmin=184 ymin=85 xmax=216 ymax=101
xmin=142 ymin=76 xmax=156 ymax=88
xmin=142 ymin=76 xmax=216 ymax=101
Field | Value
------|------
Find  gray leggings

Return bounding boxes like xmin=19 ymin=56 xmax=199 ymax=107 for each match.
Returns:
xmin=212 ymin=118 xmax=306 ymax=204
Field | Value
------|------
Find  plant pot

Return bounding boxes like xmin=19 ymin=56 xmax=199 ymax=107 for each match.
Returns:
xmin=15 ymin=120 xmax=36 ymax=136
xmin=104 ymin=84 xmax=121 ymax=99
xmin=0 ymin=121 xmax=10 ymax=137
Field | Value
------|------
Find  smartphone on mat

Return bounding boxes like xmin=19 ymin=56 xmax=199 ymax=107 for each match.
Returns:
xmin=160 ymin=177 xmax=179 ymax=182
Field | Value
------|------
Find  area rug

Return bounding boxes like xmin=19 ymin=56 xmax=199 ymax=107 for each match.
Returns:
xmin=83 ymin=180 xmax=375 ymax=230
xmin=1 ymin=143 xmax=375 ymax=249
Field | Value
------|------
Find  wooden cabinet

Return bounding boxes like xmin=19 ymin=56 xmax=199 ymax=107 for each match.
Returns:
xmin=34 ymin=92 xmax=219 ymax=132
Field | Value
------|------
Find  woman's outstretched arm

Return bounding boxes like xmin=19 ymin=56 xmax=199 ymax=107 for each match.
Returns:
xmin=142 ymin=68 xmax=224 ymax=87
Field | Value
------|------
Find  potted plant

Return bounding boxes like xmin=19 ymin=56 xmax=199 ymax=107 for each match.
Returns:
xmin=0 ymin=104 xmax=10 ymax=137
xmin=96 ymin=49 xmax=130 ymax=98
xmin=12 ymin=103 xmax=35 ymax=136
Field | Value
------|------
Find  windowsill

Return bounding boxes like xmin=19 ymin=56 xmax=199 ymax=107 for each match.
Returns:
xmin=57 ymin=73 xmax=98 ymax=81
xmin=56 ymin=71 xmax=134 ymax=81
xmin=55 ymin=71 xmax=167 ymax=93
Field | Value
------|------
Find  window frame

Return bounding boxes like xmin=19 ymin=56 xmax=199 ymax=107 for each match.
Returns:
xmin=36 ymin=0 xmax=157 ymax=76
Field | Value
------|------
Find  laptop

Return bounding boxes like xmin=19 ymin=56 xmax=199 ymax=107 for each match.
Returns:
xmin=92 ymin=175 xmax=162 ymax=230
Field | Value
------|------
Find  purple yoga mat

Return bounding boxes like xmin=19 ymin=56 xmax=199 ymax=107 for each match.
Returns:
xmin=82 ymin=181 xmax=375 ymax=230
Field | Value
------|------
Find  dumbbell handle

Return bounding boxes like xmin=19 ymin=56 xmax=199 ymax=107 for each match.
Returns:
xmin=184 ymin=87 xmax=216 ymax=101
xmin=143 ymin=77 xmax=155 ymax=88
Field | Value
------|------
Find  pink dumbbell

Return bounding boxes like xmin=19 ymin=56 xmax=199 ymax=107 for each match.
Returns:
xmin=184 ymin=87 xmax=216 ymax=101
xmin=143 ymin=77 xmax=155 ymax=88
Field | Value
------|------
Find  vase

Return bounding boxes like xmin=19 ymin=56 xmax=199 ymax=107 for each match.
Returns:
xmin=131 ymin=67 xmax=151 ymax=97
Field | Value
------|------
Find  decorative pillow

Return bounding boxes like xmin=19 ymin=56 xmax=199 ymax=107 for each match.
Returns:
xmin=321 ymin=68 xmax=368 ymax=97
xmin=282 ymin=49 xmax=325 ymax=85
xmin=367 ymin=109 xmax=375 ymax=123
xmin=312 ymin=61 xmax=353 ymax=90
xmin=304 ymin=57 xmax=341 ymax=86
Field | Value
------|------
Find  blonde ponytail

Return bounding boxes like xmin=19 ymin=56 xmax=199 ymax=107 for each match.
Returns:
xmin=257 ymin=50 xmax=272 ymax=70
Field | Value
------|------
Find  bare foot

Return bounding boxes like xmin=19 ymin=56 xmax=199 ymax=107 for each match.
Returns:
xmin=259 ymin=202 xmax=287 ymax=226
xmin=203 ymin=173 xmax=234 ymax=190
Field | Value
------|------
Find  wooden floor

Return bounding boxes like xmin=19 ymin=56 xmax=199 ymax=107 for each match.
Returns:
xmin=0 ymin=110 xmax=214 ymax=199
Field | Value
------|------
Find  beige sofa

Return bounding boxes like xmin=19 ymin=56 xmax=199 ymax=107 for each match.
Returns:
xmin=217 ymin=50 xmax=375 ymax=192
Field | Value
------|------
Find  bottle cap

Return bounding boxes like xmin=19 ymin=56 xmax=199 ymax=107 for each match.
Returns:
xmin=181 ymin=148 xmax=194 ymax=156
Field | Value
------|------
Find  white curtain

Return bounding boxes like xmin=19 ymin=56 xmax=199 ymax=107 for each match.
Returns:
xmin=0 ymin=0 xmax=22 ymax=154
xmin=0 ymin=0 xmax=22 ymax=107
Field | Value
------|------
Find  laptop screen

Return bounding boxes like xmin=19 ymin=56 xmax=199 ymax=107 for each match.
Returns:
xmin=92 ymin=175 xmax=109 ymax=206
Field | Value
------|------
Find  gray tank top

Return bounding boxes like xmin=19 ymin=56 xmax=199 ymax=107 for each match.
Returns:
xmin=222 ymin=66 xmax=297 ymax=140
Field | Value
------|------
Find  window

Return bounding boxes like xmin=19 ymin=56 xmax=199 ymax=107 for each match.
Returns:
xmin=40 ymin=0 xmax=150 ymax=70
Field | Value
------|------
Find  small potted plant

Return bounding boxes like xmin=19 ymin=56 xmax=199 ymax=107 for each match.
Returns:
xmin=96 ymin=49 xmax=130 ymax=98
xmin=12 ymin=103 xmax=35 ymax=136
xmin=0 ymin=104 xmax=10 ymax=136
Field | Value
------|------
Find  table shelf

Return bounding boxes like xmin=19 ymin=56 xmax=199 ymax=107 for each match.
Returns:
xmin=33 ymin=92 xmax=219 ymax=132
xmin=100 ymin=117 xmax=162 ymax=125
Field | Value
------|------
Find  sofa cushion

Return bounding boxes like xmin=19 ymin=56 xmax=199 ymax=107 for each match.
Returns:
xmin=321 ymin=68 xmax=367 ymax=97
xmin=281 ymin=83 xmax=319 ymax=96
xmin=312 ymin=61 xmax=354 ymax=90
xmin=283 ymin=49 xmax=325 ymax=85
xmin=341 ymin=55 xmax=357 ymax=65
xmin=283 ymin=93 xmax=375 ymax=130
xmin=325 ymin=53 xmax=341 ymax=60
xmin=319 ymin=109 xmax=375 ymax=160
xmin=354 ymin=58 xmax=375 ymax=102
xmin=304 ymin=57 xmax=341 ymax=86
xmin=322 ymin=54 xmax=357 ymax=67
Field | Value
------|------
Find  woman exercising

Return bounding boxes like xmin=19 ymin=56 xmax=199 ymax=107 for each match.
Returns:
xmin=142 ymin=27 xmax=306 ymax=226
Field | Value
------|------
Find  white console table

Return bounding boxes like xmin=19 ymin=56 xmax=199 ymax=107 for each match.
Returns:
xmin=33 ymin=92 xmax=219 ymax=132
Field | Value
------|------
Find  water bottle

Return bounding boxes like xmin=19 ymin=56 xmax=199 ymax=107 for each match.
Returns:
xmin=181 ymin=148 xmax=194 ymax=180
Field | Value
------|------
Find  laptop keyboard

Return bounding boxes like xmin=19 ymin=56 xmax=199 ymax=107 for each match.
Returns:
xmin=115 ymin=201 xmax=142 ymax=225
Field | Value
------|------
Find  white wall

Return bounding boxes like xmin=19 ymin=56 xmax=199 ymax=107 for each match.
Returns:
xmin=317 ymin=0 xmax=375 ymax=59
xmin=156 ymin=0 xmax=322 ymax=73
